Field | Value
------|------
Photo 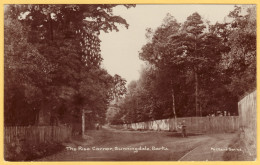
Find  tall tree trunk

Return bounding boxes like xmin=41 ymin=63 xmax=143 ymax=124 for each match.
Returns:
xmin=48 ymin=13 xmax=53 ymax=41
xmin=171 ymin=80 xmax=178 ymax=131
xmin=194 ymin=35 xmax=199 ymax=117
xmin=199 ymin=102 xmax=202 ymax=117
xmin=82 ymin=109 xmax=85 ymax=138
xmin=195 ymin=71 xmax=199 ymax=116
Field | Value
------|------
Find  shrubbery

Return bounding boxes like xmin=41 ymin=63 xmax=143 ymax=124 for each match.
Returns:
xmin=4 ymin=138 xmax=64 ymax=161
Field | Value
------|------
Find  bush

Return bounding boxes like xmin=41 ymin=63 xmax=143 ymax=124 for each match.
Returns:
xmin=4 ymin=138 xmax=65 ymax=161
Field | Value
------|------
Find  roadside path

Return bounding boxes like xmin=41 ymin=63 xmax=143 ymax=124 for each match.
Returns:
xmin=179 ymin=134 xmax=235 ymax=161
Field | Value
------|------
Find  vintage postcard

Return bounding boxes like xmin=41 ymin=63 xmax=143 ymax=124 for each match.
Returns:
xmin=0 ymin=0 xmax=259 ymax=164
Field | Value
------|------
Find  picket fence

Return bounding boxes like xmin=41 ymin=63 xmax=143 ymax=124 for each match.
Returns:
xmin=119 ymin=116 xmax=239 ymax=133
xmin=4 ymin=126 xmax=72 ymax=144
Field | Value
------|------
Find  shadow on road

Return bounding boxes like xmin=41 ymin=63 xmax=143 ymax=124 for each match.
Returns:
xmin=166 ymin=132 xmax=204 ymax=137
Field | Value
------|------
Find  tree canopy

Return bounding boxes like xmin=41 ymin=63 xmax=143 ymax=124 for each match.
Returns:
xmin=111 ymin=5 xmax=256 ymax=124
xmin=4 ymin=4 xmax=134 ymax=126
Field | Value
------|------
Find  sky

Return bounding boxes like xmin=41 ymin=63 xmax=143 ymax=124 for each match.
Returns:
xmin=99 ymin=5 xmax=236 ymax=85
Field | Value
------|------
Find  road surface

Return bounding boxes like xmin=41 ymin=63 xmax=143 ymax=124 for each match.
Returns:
xmin=37 ymin=126 xmax=236 ymax=161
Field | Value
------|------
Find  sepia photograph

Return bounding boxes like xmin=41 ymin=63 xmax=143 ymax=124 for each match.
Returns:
xmin=3 ymin=3 xmax=257 ymax=162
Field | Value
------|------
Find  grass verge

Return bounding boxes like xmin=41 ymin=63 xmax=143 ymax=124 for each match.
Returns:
xmin=223 ymin=135 xmax=255 ymax=161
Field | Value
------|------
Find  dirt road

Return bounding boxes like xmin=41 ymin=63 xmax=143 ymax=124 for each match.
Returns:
xmin=37 ymin=126 xmax=236 ymax=161
xmin=179 ymin=134 xmax=235 ymax=161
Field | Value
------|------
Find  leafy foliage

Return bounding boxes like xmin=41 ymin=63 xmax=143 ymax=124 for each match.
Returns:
xmin=4 ymin=17 xmax=53 ymax=125
xmin=4 ymin=4 xmax=134 ymax=126
xmin=111 ymin=6 xmax=256 ymax=124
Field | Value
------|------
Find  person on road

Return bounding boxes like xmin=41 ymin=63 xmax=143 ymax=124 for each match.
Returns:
xmin=96 ymin=123 xmax=100 ymax=130
xmin=181 ymin=120 xmax=187 ymax=138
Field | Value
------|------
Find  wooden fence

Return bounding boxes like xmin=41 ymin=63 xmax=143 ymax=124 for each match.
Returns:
xmin=4 ymin=126 xmax=72 ymax=144
xmin=119 ymin=116 xmax=239 ymax=133
xmin=238 ymin=90 xmax=256 ymax=157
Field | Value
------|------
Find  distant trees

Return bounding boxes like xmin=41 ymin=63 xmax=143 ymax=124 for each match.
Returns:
xmin=112 ymin=5 xmax=256 ymax=124
xmin=4 ymin=4 xmax=134 ymax=126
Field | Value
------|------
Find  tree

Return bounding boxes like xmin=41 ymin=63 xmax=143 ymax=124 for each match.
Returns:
xmin=114 ymin=6 xmax=256 ymax=126
xmin=4 ymin=16 xmax=53 ymax=125
xmin=4 ymin=4 xmax=135 ymax=126
xmin=204 ymin=5 xmax=256 ymax=115
xmin=181 ymin=12 xmax=206 ymax=116
xmin=140 ymin=14 xmax=196 ymax=129
xmin=225 ymin=5 xmax=256 ymax=98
